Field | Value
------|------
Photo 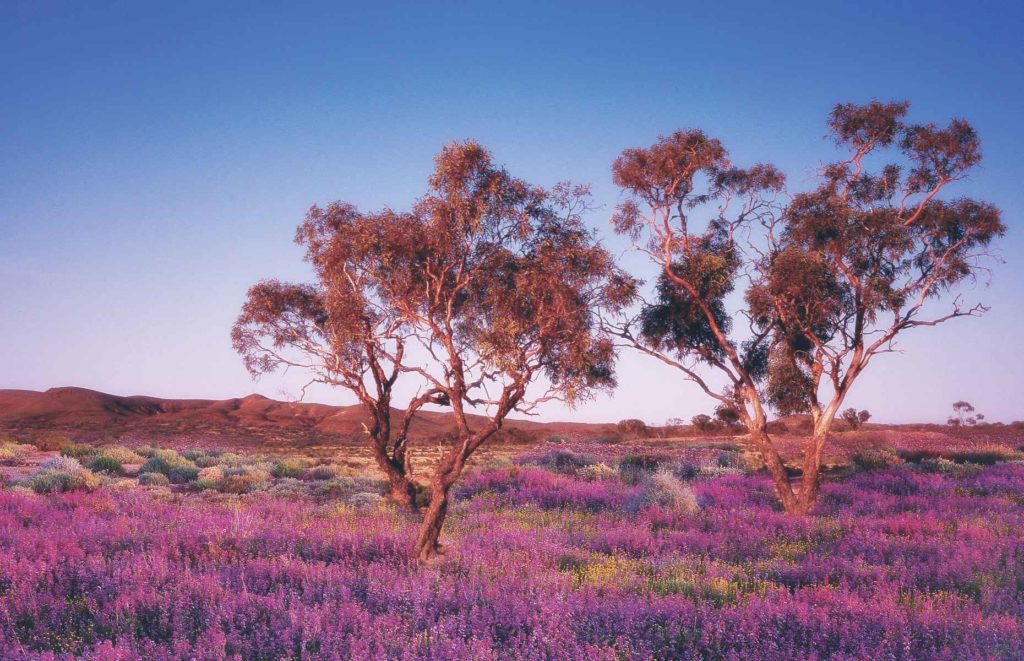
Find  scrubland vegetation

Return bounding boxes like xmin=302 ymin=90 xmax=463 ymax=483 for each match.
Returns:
xmin=0 ymin=431 xmax=1023 ymax=658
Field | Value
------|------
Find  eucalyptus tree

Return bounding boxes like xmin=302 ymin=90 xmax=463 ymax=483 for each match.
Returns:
xmin=608 ymin=100 xmax=1004 ymax=514
xmin=232 ymin=204 xmax=441 ymax=509
xmin=382 ymin=142 xmax=631 ymax=560
xmin=235 ymin=141 xmax=630 ymax=559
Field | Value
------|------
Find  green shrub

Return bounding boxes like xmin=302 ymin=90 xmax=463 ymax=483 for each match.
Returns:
xmin=579 ymin=462 xmax=616 ymax=481
xmin=86 ymin=455 xmax=124 ymax=475
xmin=138 ymin=472 xmax=170 ymax=487
xmin=272 ymin=457 xmax=311 ymax=479
xmin=97 ymin=445 xmax=145 ymax=465
xmin=23 ymin=468 xmax=100 ymax=494
xmin=168 ymin=465 xmax=201 ymax=484
xmin=0 ymin=443 xmax=32 ymax=466
xmin=218 ymin=468 xmax=271 ymax=494
xmin=60 ymin=443 xmax=96 ymax=460
xmin=315 ymin=476 xmax=356 ymax=497
xmin=618 ymin=453 xmax=671 ymax=484
xmin=33 ymin=431 xmax=74 ymax=452
xmin=531 ymin=449 xmax=596 ymax=474
xmin=139 ymin=450 xmax=196 ymax=476
xmin=851 ymin=448 xmax=904 ymax=471
xmin=308 ymin=464 xmax=346 ymax=481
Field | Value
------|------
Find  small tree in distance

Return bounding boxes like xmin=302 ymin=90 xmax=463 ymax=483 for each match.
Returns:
xmin=840 ymin=408 xmax=871 ymax=430
xmin=607 ymin=99 xmax=1004 ymax=514
xmin=948 ymin=400 xmax=984 ymax=426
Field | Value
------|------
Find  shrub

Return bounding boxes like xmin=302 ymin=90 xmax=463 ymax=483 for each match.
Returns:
xmin=617 ymin=419 xmax=650 ymax=439
xmin=60 ymin=442 xmax=96 ymax=460
xmin=346 ymin=491 xmax=384 ymax=509
xmin=851 ymin=448 xmax=904 ymax=471
xmin=139 ymin=450 xmax=197 ymax=476
xmin=138 ymin=472 xmax=170 ymax=487
xmin=532 ymin=449 xmax=596 ymax=474
xmin=96 ymin=445 xmax=145 ymax=465
xmin=86 ymin=455 xmax=124 ymax=475
xmin=638 ymin=469 xmax=699 ymax=515
xmin=272 ymin=457 xmax=311 ymax=478
xmin=308 ymin=464 xmax=345 ymax=481
xmin=218 ymin=468 xmax=271 ymax=494
xmin=0 ymin=443 xmax=32 ymax=466
xmin=765 ymin=420 xmax=789 ymax=435
xmin=675 ymin=461 xmax=700 ymax=480
xmin=33 ymin=431 xmax=74 ymax=452
xmin=39 ymin=455 xmax=84 ymax=473
xmin=22 ymin=467 xmax=100 ymax=494
xmin=618 ymin=453 xmax=671 ymax=485
xmin=579 ymin=462 xmax=617 ymax=481
xmin=315 ymin=476 xmax=357 ymax=497
xmin=267 ymin=478 xmax=310 ymax=499
xmin=168 ymin=465 xmax=201 ymax=484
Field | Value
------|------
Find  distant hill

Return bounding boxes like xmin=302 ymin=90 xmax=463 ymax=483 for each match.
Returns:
xmin=0 ymin=387 xmax=616 ymax=447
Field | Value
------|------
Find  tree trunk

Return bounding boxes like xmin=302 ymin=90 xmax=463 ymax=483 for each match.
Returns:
xmin=371 ymin=448 xmax=420 ymax=511
xmin=413 ymin=483 xmax=450 ymax=562
xmin=387 ymin=471 xmax=421 ymax=510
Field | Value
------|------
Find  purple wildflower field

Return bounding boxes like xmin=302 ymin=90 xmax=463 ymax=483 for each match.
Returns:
xmin=1 ymin=448 xmax=1023 ymax=660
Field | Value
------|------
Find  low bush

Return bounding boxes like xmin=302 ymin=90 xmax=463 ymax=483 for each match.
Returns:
xmin=21 ymin=456 xmax=100 ymax=494
xmin=86 ymin=455 xmax=124 ymax=475
xmin=636 ymin=469 xmax=699 ymax=515
xmin=851 ymin=448 xmax=904 ymax=471
xmin=619 ymin=453 xmax=671 ymax=485
xmin=272 ymin=457 xmax=311 ymax=478
xmin=579 ymin=462 xmax=617 ymax=481
xmin=218 ymin=467 xmax=271 ymax=494
xmin=33 ymin=431 xmax=74 ymax=452
xmin=530 ymin=449 xmax=596 ymax=474
xmin=39 ymin=455 xmax=84 ymax=473
xmin=138 ymin=472 xmax=170 ymax=487
xmin=96 ymin=445 xmax=145 ymax=465
xmin=899 ymin=444 xmax=1021 ymax=466
xmin=60 ymin=442 xmax=97 ymax=460
xmin=168 ymin=465 xmax=201 ymax=484
xmin=307 ymin=464 xmax=345 ymax=481
xmin=0 ymin=442 xmax=32 ymax=466
xmin=139 ymin=450 xmax=197 ymax=476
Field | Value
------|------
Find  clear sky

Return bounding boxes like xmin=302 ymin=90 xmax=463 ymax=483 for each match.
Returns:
xmin=2 ymin=0 xmax=1022 ymax=424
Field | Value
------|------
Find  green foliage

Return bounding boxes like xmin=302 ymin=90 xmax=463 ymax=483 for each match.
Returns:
xmin=60 ymin=443 xmax=97 ymax=460
xmin=851 ymin=448 xmax=903 ymax=471
xmin=0 ymin=442 xmax=32 ymax=466
xmin=95 ymin=446 xmax=145 ymax=465
xmin=139 ymin=450 xmax=197 ymax=477
xmin=33 ymin=431 xmax=74 ymax=452
xmin=137 ymin=472 xmax=170 ymax=487
xmin=272 ymin=457 xmax=311 ymax=479
xmin=168 ymin=465 xmax=201 ymax=484
xmin=86 ymin=455 xmax=124 ymax=475
xmin=23 ymin=468 xmax=100 ymax=494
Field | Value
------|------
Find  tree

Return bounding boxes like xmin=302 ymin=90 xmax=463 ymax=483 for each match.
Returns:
xmin=236 ymin=141 xmax=630 ymax=560
xmin=691 ymin=414 xmax=715 ymax=433
xmin=232 ymin=206 xmax=444 ymax=509
xmin=948 ymin=400 xmax=983 ymax=426
xmin=840 ymin=407 xmax=871 ymax=430
xmin=617 ymin=419 xmax=650 ymax=439
xmin=607 ymin=100 xmax=1004 ymax=514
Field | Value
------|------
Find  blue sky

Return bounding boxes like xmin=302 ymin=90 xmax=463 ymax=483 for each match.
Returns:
xmin=2 ymin=0 xmax=1022 ymax=423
